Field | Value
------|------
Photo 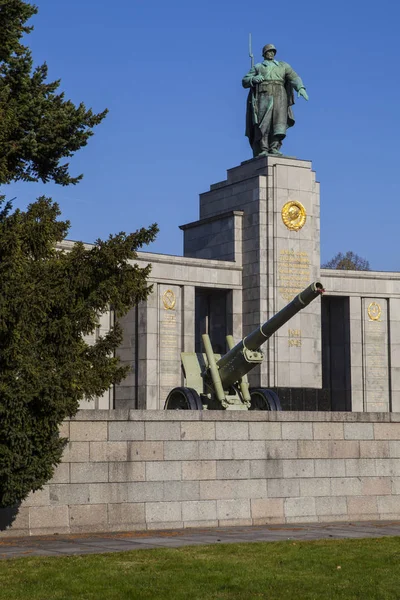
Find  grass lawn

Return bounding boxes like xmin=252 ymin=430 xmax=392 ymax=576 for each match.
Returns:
xmin=0 ymin=537 xmax=399 ymax=599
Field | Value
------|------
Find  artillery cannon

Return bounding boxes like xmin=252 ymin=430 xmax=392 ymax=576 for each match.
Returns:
xmin=164 ymin=282 xmax=324 ymax=411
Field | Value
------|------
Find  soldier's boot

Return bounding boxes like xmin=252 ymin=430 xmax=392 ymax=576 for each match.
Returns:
xmin=269 ymin=135 xmax=284 ymax=156
xmin=258 ymin=139 xmax=269 ymax=157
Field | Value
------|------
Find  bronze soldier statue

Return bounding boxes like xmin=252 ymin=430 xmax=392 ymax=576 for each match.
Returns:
xmin=242 ymin=44 xmax=308 ymax=157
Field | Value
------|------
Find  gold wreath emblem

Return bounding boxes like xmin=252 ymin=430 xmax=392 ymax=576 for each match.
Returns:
xmin=281 ymin=201 xmax=307 ymax=231
xmin=162 ymin=289 xmax=176 ymax=310
xmin=368 ymin=302 xmax=381 ymax=321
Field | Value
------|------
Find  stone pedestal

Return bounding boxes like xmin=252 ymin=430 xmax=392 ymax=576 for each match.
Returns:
xmin=182 ymin=156 xmax=322 ymax=390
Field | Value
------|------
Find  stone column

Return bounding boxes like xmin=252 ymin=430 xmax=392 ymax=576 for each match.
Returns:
xmin=137 ymin=287 xmax=159 ymax=409
xmin=115 ymin=306 xmax=138 ymax=409
xmin=389 ymin=298 xmax=400 ymax=412
xmin=157 ymin=284 xmax=183 ymax=408
xmin=189 ymin=156 xmax=321 ymax=391
xmin=227 ymin=288 xmax=243 ymax=344
xmin=183 ymin=286 xmax=195 ymax=352
xmin=262 ymin=159 xmax=321 ymax=389
xmin=135 ymin=284 xmax=186 ymax=409
xmin=349 ymin=296 xmax=363 ymax=412
xmin=361 ymin=298 xmax=390 ymax=412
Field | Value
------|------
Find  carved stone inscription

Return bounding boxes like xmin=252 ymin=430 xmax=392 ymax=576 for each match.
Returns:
xmin=159 ymin=287 xmax=181 ymax=392
xmin=363 ymin=299 xmax=389 ymax=411
xmin=288 ymin=328 xmax=302 ymax=347
xmin=278 ymin=250 xmax=310 ymax=301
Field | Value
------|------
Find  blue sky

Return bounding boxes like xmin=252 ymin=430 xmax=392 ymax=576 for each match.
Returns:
xmin=5 ymin=0 xmax=400 ymax=271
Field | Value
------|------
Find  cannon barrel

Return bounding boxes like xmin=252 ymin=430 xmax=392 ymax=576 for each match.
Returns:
xmin=216 ymin=282 xmax=324 ymax=388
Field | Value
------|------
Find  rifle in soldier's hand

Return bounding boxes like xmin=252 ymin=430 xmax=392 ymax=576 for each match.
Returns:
xmin=248 ymin=33 xmax=259 ymax=124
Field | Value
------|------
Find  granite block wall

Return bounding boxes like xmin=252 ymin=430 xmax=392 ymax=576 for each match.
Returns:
xmin=1 ymin=411 xmax=400 ymax=537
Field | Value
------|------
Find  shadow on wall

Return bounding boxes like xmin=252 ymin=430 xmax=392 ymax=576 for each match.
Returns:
xmin=0 ymin=505 xmax=20 ymax=531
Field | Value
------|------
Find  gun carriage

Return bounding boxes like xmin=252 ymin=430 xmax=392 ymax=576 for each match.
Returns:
xmin=164 ymin=281 xmax=324 ymax=411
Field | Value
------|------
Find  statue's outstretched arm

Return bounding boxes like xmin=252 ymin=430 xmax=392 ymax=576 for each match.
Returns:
xmin=285 ymin=65 xmax=305 ymax=91
xmin=285 ymin=64 xmax=309 ymax=100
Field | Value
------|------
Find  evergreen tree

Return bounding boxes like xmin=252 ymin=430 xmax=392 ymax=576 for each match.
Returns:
xmin=0 ymin=2 xmax=158 ymax=508
xmin=0 ymin=198 xmax=157 ymax=507
xmin=0 ymin=1 xmax=107 ymax=185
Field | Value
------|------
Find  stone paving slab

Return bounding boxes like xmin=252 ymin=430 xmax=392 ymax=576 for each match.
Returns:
xmin=0 ymin=521 xmax=399 ymax=560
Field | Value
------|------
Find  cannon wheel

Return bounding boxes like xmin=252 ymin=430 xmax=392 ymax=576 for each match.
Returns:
xmin=249 ymin=388 xmax=282 ymax=411
xmin=164 ymin=387 xmax=203 ymax=410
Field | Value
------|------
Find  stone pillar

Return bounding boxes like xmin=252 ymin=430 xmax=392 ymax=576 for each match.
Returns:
xmin=262 ymin=159 xmax=321 ymax=389
xmin=80 ymin=309 xmax=115 ymax=410
xmin=115 ymin=306 xmax=138 ymax=409
xmin=390 ymin=298 xmax=400 ymax=412
xmin=185 ymin=156 xmax=322 ymax=390
xmin=158 ymin=284 xmax=183 ymax=407
xmin=134 ymin=284 xmax=186 ymax=410
xmin=137 ymin=288 xmax=159 ymax=409
xmin=349 ymin=296 xmax=363 ymax=412
xmin=361 ymin=298 xmax=390 ymax=412
xmin=227 ymin=288 xmax=243 ymax=344
xmin=183 ymin=286 xmax=195 ymax=352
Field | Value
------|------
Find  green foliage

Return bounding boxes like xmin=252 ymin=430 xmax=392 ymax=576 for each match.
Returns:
xmin=0 ymin=197 xmax=158 ymax=507
xmin=322 ymin=251 xmax=370 ymax=271
xmin=0 ymin=2 xmax=157 ymax=508
xmin=0 ymin=0 xmax=36 ymax=62
xmin=0 ymin=1 xmax=107 ymax=185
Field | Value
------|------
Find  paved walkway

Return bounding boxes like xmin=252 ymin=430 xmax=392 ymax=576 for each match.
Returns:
xmin=0 ymin=521 xmax=399 ymax=560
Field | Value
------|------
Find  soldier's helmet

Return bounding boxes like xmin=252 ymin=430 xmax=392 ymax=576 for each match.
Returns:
xmin=262 ymin=44 xmax=277 ymax=56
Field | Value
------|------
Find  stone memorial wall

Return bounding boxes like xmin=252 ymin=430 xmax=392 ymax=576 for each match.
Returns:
xmin=63 ymin=155 xmax=400 ymax=414
xmin=2 ymin=411 xmax=400 ymax=537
